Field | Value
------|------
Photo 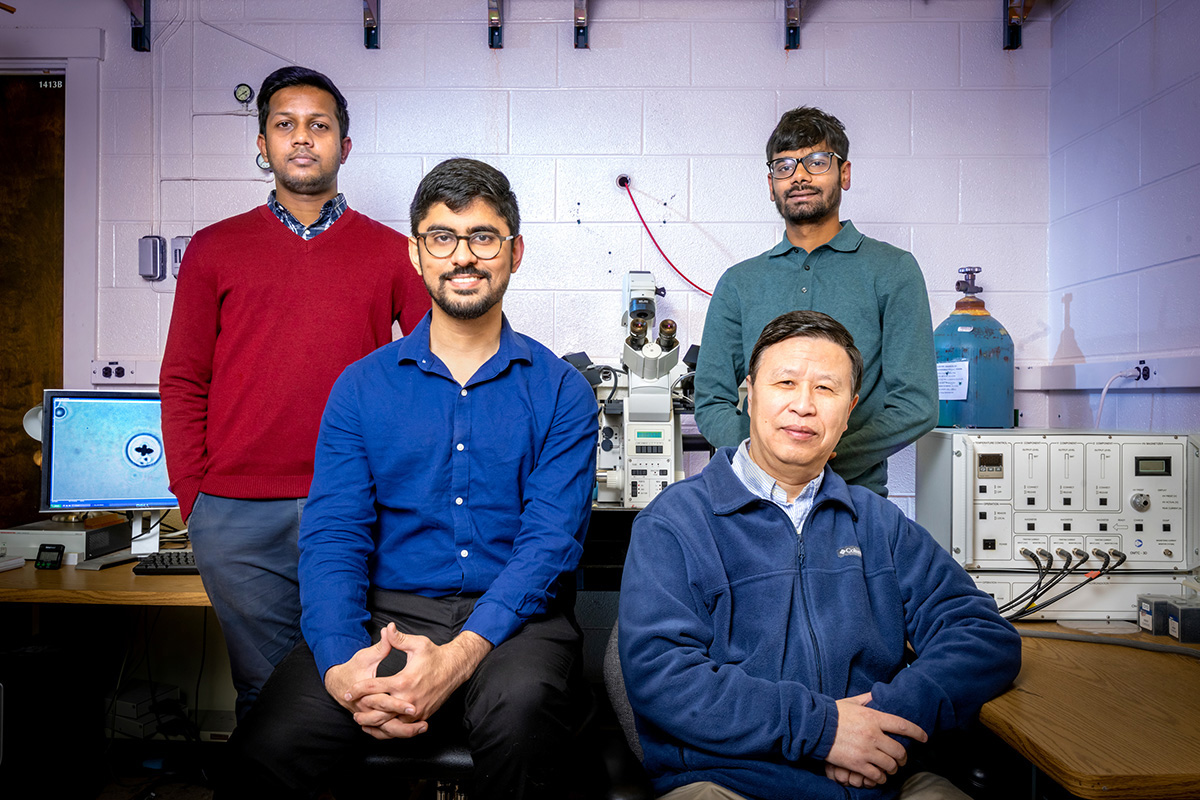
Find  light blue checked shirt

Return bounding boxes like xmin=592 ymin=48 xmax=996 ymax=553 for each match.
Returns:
xmin=731 ymin=439 xmax=823 ymax=536
xmin=266 ymin=190 xmax=348 ymax=240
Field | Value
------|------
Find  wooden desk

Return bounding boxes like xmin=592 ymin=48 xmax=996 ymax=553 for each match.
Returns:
xmin=0 ymin=561 xmax=209 ymax=606
xmin=981 ymin=622 xmax=1200 ymax=800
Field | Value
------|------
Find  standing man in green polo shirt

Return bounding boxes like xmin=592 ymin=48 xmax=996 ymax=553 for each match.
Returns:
xmin=694 ymin=106 xmax=937 ymax=497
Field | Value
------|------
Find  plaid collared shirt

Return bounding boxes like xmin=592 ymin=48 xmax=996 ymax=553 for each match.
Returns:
xmin=266 ymin=190 xmax=348 ymax=240
xmin=731 ymin=439 xmax=823 ymax=536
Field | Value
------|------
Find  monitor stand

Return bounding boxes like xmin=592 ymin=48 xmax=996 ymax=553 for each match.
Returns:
xmin=130 ymin=510 xmax=163 ymax=555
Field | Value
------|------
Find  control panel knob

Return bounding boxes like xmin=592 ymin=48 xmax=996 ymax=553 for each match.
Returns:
xmin=1164 ymin=549 xmax=1173 ymax=558
xmin=1130 ymin=492 xmax=1151 ymax=513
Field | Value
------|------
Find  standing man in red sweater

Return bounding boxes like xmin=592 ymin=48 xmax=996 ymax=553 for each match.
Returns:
xmin=159 ymin=66 xmax=429 ymax=721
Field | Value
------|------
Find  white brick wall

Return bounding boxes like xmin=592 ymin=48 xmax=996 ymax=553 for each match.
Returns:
xmin=1047 ymin=0 xmax=1200 ymax=431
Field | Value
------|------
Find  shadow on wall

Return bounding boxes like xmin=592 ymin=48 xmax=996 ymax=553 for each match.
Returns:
xmin=1052 ymin=292 xmax=1083 ymax=365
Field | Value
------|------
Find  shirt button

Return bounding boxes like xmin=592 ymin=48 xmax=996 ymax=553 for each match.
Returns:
xmin=455 ymin=497 xmax=463 ymax=505
xmin=461 ymin=389 xmax=468 ymax=397
xmin=802 ymin=287 xmax=808 ymax=293
xmin=456 ymin=443 xmax=464 ymax=451
xmin=804 ymin=264 xmax=811 ymax=271
xmin=460 ymin=549 xmax=469 ymax=558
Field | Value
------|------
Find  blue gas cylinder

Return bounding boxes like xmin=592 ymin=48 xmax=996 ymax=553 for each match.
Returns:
xmin=934 ymin=267 xmax=1014 ymax=428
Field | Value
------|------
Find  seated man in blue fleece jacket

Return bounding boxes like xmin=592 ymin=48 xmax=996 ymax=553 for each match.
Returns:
xmin=224 ymin=158 xmax=599 ymax=800
xmin=618 ymin=310 xmax=1021 ymax=800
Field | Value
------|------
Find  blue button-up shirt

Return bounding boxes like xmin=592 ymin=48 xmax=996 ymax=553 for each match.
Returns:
xmin=298 ymin=313 xmax=599 ymax=677
xmin=731 ymin=439 xmax=823 ymax=536
xmin=266 ymin=189 xmax=348 ymax=240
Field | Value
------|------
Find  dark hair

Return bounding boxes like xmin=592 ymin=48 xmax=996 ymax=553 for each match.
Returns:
xmin=258 ymin=66 xmax=350 ymax=140
xmin=748 ymin=310 xmax=863 ymax=396
xmin=766 ymin=106 xmax=849 ymax=162
xmin=409 ymin=158 xmax=520 ymax=237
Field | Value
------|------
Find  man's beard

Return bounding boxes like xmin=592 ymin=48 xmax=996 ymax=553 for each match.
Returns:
xmin=270 ymin=147 xmax=339 ymax=197
xmin=774 ymin=184 xmax=839 ymax=225
xmin=426 ymin=266 xmax=509 ymax=320
xmin=275 ymin=166 xmax=338 ymax=197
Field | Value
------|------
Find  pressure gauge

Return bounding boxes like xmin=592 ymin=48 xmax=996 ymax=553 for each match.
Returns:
xmin=234 ymin=83 xmax=254 ymax=104
xmin=256 ymin=153 xmax=270 ymax=171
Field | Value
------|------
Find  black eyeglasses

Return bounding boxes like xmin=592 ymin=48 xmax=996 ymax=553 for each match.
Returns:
xmin=767 ymin=152 xmax=844 ymax=179
xmin=415 ymin=230 xmax=515 ymax=260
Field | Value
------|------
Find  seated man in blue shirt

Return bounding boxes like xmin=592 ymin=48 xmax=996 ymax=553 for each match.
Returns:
xmin=225 ymin=158 xmax=599 ymax=800
xmin=619 ymin=310 xmax=1021 ymax=800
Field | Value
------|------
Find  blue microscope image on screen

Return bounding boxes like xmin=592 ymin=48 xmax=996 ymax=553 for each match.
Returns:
xmin=48 ymin=397 xmax=175 ymax=509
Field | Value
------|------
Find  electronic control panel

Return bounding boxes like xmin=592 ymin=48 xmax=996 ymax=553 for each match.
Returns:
xmin=916 ymin=431 xmax=1199 ymax=572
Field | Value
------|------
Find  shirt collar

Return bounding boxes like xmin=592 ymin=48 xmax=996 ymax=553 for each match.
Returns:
xmin=766 ymin=219 xmax=864 ymax=258
xmin=706 ymin=446 xmax=857 ymax=519
xmin=396 ymin=312 xmax=533 ymax=385
xmin=731 ymin=439 xmax=824 ymax=508
xmin=267 ymin=190 xmax=348 ymax=240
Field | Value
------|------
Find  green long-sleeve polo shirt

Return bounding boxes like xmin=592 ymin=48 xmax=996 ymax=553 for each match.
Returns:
xmin=694 ymin=220 xmax=938 ymax=496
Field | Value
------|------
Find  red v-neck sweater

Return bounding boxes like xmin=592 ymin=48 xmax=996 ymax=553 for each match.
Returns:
xmin=160 ymin=205 xmax=431 ymax=519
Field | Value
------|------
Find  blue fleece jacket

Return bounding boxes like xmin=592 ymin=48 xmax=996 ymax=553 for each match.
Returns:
xmin=618 ymin=448 xmax=1021 ymax=800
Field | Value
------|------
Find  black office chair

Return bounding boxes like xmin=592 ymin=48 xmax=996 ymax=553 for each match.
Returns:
xmin=601 ymin=621 xmax=643 ymax=764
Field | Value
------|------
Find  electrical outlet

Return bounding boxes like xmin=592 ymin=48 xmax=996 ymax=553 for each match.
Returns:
xmin=93 ymin=360 xmax=137 ymax=383
xmin=91 ymin=360 xmax=160 ymax=385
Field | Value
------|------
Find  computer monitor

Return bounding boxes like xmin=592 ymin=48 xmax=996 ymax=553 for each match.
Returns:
xmin=39 ymin=390 xmax=176 ymax=513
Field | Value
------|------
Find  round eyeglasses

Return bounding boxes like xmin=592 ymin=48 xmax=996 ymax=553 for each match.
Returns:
xmin=415 ymin=230 xmax=515 ymax=260
xmin=767 ymin=152 xmax=843 ymax=180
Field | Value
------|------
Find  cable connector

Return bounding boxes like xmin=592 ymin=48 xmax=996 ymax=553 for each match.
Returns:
xmin=1037 ymin=547 xmax=1054 ymax=568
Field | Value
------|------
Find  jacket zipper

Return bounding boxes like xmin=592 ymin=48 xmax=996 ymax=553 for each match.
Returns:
xmin=797 ymin=533 xmax=824 ymax=694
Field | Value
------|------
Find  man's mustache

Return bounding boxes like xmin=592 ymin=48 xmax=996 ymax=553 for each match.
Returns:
xmin=440 ymin=266 xmax=490 ymax=283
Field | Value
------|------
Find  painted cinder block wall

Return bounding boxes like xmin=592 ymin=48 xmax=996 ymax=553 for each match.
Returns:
xmin=8 ymin=0 xmax=1198 ymax=514
xmin=1046 ymin=0 xmax=1200 ymax=433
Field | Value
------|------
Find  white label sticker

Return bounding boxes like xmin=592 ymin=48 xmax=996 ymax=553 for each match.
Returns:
xmin=937 ymin=360 xmax=969 ymax=401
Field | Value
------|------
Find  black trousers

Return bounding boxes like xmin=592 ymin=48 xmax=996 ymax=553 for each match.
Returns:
xmin=222 ymin=589 xmax=586 ymax=799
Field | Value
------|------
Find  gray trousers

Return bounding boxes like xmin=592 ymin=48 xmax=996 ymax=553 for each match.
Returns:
xmin=188 ymin=492 xmax=305 ymax=721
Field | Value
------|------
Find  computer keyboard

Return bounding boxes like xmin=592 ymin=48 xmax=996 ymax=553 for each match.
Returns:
xmin=132 ymin=550 xmax=199 ymax=576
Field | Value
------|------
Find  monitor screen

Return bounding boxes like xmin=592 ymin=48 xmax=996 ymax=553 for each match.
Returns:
xmin=40 ymin=390 xmax=177 ymax=512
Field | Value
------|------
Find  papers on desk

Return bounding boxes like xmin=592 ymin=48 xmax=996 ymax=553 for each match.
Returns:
xmin=0 ymin=555 xmax=25 ymax=573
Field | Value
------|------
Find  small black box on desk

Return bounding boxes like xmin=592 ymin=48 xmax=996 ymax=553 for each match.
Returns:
xmin=1166 ymin=598 xmax=1200 ymax=644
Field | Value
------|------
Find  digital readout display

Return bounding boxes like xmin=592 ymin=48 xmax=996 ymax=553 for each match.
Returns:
xmin=1134 ymin=456 xmax=1171 ymax=477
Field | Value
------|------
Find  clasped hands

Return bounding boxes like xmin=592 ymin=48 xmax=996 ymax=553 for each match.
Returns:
xmin=323 ymin=622 xmax=492 ymax=740
xmin=824 ymin=691 xmax=928 ymax=790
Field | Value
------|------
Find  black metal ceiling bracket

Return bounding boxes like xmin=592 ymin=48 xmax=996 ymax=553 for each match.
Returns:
xmin=1004 ymin=0 xmax=1036 ymax=50
xmin=363 ymin=0 xmax=380 ymax=49
xmin=124 ymin=0 xmax=150 ymax=52
xmin=785 ymin=0 xmax=800 ymax=51
xmin=489 ymin=0 xmax=503 ymax=49
xmin=574 ymin=0 xmax=589 ymax=49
